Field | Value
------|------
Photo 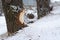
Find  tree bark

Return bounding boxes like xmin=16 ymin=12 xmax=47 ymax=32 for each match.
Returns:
xmin=36 ymin=0 xmax=50 ymax=19
xmin=1 ymin=0 xmax=24 ymax=35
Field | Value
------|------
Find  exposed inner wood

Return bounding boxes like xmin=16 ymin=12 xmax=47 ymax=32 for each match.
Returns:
xmin=19 ymin=9 xmax=25 ymax=24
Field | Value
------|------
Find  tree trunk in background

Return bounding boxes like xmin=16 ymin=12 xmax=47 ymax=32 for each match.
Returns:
xmin=0 ymin=0 xmax=3 ymax=16
xmin=36 ymin=0 xmax=50 ymax=19
xmin=1 ymin=0 xmax=23 ymax=35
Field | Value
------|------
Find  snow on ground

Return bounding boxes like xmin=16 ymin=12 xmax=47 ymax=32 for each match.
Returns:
xmin=51 ymin=0 xmax=60 ymax=3
xmin=0 ymin=2 xmax=60 ymax=40
xmin=51 ymin=3 xmax=60 ymax=14
xmin=3 ymin=14 xmax=60 ymax=40
xmin=0 ymin=16 xmax=7 ymax=35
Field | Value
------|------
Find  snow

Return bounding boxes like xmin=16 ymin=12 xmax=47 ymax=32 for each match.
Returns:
xmin=0 ymin=16 xmax=7 ymax=35
xmin=51 ymin=0 xmax=60 ymax=3
xmin=51 ymin=2 xmax=60 ymax=15
xmin=0 ymin=1 xmax=60 ymax=40
xmin=24 ymin=9 xmax=38 ymax=24
xmin=3 ymin=14 xmax=60 ymax=40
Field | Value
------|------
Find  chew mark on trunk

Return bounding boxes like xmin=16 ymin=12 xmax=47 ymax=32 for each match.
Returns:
xmin=19 ymin=9 xmax=25 ymax=24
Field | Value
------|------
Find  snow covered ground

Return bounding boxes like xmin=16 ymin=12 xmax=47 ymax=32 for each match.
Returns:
xmin=0 ymin=16 xmax=7 ymax=35
xmin=3 ymin=14 xmax=60 ymax=40
xmin=51 ymin=0 xmax=60 ymax=3
xmin=0 ymin=1 xmax=60 ymax=40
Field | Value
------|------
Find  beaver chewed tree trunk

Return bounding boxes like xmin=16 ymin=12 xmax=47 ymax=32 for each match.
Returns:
xmin=1 ymin=0 xmax=27 ymax=35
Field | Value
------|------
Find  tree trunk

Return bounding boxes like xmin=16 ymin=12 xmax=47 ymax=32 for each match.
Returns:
xmin=1 ymin=0 xmax=25 ymax=35
xmin=36 ymin=0 xmax=50 ymax=19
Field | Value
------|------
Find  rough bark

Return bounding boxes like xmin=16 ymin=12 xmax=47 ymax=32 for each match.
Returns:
xmin=36 ymin=0 xmax=50 ymax=19
xmin=1 ymin=0 xmax=24 ymax=34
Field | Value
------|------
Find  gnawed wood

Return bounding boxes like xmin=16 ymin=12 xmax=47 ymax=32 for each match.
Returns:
xmin=19 ymin=9 xmax=25 ymax=24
